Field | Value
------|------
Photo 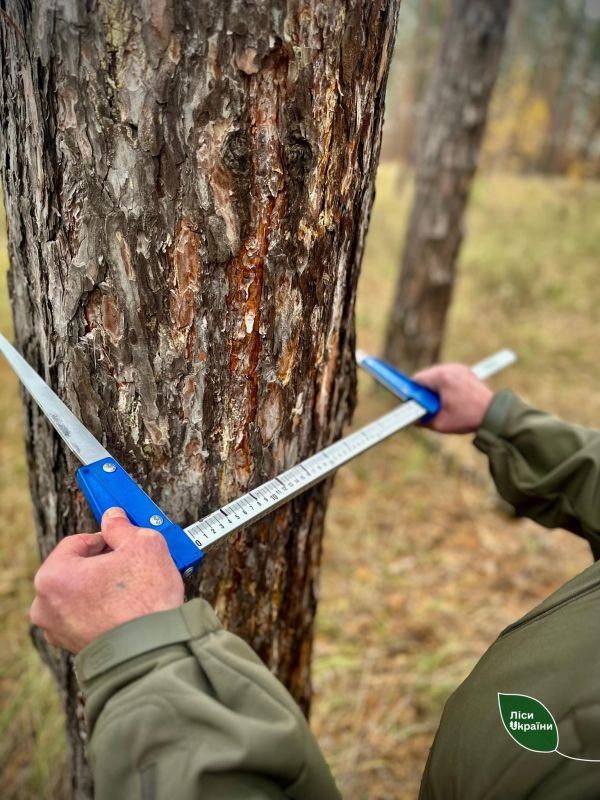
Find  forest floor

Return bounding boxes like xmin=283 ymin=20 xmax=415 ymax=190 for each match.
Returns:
xmin=1 ymin=168 xmax=600 ymax=798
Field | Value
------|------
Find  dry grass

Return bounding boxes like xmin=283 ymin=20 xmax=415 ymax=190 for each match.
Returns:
xmin=311 ymin=168 xmax=598 ymax=798
xmin=0 ymin=212 xmax=69 ymax=797
xmin=1 ymin=169 xmax=599 ymax=798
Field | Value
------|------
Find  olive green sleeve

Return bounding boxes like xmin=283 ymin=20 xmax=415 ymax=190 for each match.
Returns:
xmin=474 ymin=390 xmax=600 ymax=555
xmin=75 ymin=599 xmax=340 ymax=800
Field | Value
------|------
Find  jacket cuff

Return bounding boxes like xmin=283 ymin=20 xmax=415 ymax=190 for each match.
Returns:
xmin=76 ymin=598 xmax=221 ymax=685
xmin=473 ymin=390 xmax=532 ymax=454
xmin=478 ymin=389 xmax=519 ymax=437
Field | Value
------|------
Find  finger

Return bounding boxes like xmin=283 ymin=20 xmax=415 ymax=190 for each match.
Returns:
xmin=43 ymin=630 xmax=59 ymax=647
xmin=30 ymin=596 xmax=45 ymax=627
xmin=50 ymin=533 xmax=107 ymax=560
xmin=101 ymin=508 xmax=140 ymax=550
xmin=412 ymin=366 xmax=445 ymax=390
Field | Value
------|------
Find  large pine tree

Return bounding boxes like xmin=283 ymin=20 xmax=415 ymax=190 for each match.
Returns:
xmin=0 ymin=1 xmax=401 ymax=794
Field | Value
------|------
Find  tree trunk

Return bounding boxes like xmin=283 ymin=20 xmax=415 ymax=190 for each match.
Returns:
xmin=0 ymin=1 xmax=401 ymax=796
xmin=384 ymin=0 xmax=511 ymax=372
xmin=389 ymin=0 xmax=437 ymax=164
xmin=538 ymin=0 xmax=587 ymax=174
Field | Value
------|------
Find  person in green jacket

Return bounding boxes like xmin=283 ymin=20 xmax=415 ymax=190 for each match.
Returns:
xmin=30 ymin=364 xmax=600 ymax=800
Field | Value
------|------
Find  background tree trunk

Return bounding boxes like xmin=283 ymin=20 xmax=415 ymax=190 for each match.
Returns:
xmin=391 ymin=0 xmax=437 ymax=164
xmin=538 ymin=0 xmax=587 ymax=174
xmin=384 ymin=0 xmax=511 ymax=371
xmin=0 ymin=1 xmax=401 ymax=796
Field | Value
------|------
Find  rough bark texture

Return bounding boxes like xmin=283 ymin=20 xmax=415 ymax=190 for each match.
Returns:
xmin=384 ymin=0 xmax=511 ymax=371
xmin=0 ymin=1 xmax=401 ymax=796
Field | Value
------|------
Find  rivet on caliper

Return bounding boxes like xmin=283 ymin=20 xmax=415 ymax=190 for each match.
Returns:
xmin=149 ymin=515 xmax=164 ymax=526
xmin=102 ymin=463 xmax=117 ymax=473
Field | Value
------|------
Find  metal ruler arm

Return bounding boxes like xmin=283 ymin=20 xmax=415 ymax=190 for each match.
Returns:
xmin=185 ymin=349 xmax=517 ymax=549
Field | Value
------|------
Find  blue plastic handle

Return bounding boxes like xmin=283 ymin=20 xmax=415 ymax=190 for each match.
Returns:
xmin=77 ymin=457 xmax=204 ymax=576
xmin=358 ymin=354 xmax=441 ymax=422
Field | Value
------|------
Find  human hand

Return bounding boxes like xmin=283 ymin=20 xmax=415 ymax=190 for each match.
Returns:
xmin=30 ymin=508 xmax=184 ymax=653
xmin=412 ymin=363 xmax=494 ymax=434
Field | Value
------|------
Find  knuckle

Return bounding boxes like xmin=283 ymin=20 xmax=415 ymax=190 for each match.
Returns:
xmin=139 ymin=528 xmax=167 ymax=552
xmin=29 ymin=598 xmax=42 ymax=626
xmin=139 ymin=527 xmax=160 ymax=540
xmin=33 ymin=568 xmax=53 ymax=597
xmin=54 ymin=535 xmax=76 ymax=553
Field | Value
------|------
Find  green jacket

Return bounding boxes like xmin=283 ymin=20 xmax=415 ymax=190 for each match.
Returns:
xmin=76 ymin=391 xmax=600 ymax=799
xmin=420 ymin=390 xmax=600 ymax=800
xmin=76 ymin=599 xmax=340 ymax=800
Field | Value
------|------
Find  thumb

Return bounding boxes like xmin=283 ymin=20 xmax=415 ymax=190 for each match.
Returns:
xmin=412 ymin=366 xmax=443 ymax=390
xmin=101 ymin=507 xmax=139 ymax=550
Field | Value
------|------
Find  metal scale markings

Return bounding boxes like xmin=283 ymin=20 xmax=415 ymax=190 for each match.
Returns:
xmin=0 ymin=333 xmax=516 ymax=578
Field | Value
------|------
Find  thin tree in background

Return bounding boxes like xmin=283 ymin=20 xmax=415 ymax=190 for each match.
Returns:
xmin=490 ymin=0 xmax=600 ymax=175
xmin=0 ymin=1 xmax=401 ymax=795
xmin=384 ymin=0 xmax=448 ymax=165
xmin=539 ymin=0 xmax=590 ymax=173
xmin=384 ymin=0 xmax=512 ymax=371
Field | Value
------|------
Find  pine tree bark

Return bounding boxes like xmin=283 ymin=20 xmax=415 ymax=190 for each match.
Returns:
xmin=384 ymin=0 xmax=511 ymax=372
xmin=0 ymin=1 xmax=401 ymax=796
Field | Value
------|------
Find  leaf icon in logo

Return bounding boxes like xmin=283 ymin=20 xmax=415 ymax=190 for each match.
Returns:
xmin=498 ymin=693 xmax=559 ymax=753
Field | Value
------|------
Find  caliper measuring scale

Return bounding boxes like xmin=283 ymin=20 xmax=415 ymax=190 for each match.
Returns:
xmin=0 ymin=333 xmax=516 ymax=578
xmin=185 ymin=349 xmax=517 ymax=554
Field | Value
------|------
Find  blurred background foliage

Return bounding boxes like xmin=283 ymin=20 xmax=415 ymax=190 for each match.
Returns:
xmin=384 ymin=0 xmax=600 ymax=178
xmin=2 ymin=1 xmax=600 ymax=798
